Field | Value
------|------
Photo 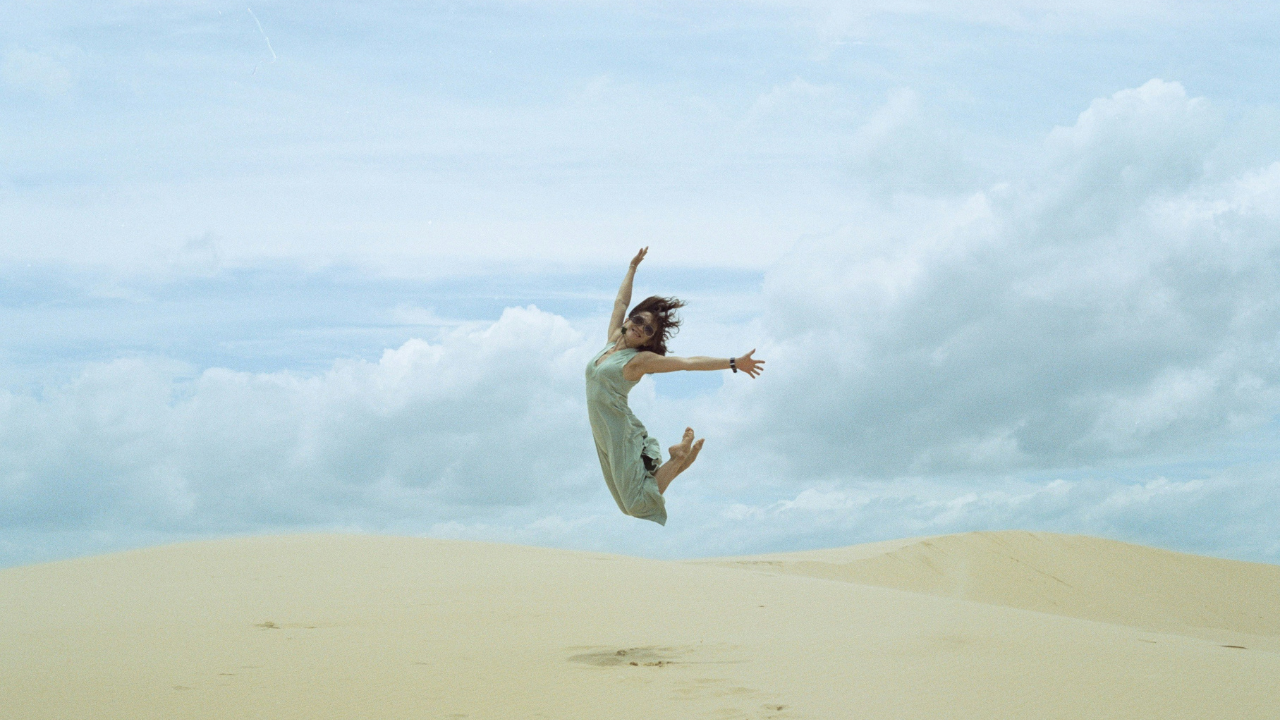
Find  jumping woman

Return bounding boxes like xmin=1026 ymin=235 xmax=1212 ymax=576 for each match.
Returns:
xmin=585 ymin=247 xmax=765 ymax=525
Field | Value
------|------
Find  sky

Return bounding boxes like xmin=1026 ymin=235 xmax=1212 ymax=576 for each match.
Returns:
xmin=3 ymin=0 xmax=1280 ymax=567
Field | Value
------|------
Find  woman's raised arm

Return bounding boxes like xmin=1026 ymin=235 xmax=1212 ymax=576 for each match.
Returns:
xmin=608 ymin=247 xmax=647 ymax=340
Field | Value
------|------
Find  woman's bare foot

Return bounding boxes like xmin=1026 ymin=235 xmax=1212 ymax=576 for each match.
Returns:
xmin=678 ymin=438 xmax=704 ymax=471
xmin=667 ymin=427 xmax=695 ymax=462
xmin=655 ymin=429 xmax=699 ymax=495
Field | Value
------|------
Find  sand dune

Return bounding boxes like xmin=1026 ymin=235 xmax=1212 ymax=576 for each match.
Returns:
xmin=2 ymin=532 xmax=1277 ymax=719
xmin=697 ymin=530 xmax=1280 ymax=644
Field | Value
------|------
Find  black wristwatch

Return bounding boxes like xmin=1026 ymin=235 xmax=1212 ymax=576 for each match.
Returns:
xmin=729 ymin=357 xmax=738 ymax=373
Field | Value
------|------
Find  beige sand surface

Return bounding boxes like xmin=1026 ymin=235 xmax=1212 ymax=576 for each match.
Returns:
xmin=2 ymin=531 xmax=1277 ymax=719
xmin=695 ymin=530 xmax=1280 ymax=646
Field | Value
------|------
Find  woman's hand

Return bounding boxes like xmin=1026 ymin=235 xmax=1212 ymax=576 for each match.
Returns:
xmin=630 ymin=247 xmax=648 ymax=270
xmin=736 ymin=349 xmax=765 ymax=378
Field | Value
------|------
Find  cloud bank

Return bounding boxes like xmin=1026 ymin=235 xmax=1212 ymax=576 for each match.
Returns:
xmin=746 ymin=80 xmax=1280 ymax=478
xmin=1 ymin=307 xmax=599 ymax=535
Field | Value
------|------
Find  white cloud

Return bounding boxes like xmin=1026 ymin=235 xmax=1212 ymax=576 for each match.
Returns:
xmin=0 ymin=306 xmax=601 ymax=535
xmin=733 ymin=80 xmax=1280 ymax=478
xmin=1039 ymin=79 xmax=1221 ymax=231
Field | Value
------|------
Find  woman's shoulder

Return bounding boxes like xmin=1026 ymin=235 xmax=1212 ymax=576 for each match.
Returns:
xmin=621 ymin=349 xmax=662 ymax=377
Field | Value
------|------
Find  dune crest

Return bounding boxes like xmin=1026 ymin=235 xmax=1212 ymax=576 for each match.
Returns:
xmin=697 ymin=530 xmax=1280 ymax=640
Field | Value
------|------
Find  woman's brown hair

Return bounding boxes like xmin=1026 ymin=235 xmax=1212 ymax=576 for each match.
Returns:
xmin=629 ymin=295 xmax=686 ymax=356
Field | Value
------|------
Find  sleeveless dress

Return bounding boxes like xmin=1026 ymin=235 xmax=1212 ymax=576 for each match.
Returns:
xmin=585 ymin=341 xmax=667 ymax=525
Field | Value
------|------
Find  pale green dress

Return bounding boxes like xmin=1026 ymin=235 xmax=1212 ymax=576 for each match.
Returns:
xmin=586 ymin=341 xmax=667 ymax=525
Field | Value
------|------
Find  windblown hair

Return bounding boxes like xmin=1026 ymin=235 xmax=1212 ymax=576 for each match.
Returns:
xmin=629 ymin=295 xmax=686 ymax=356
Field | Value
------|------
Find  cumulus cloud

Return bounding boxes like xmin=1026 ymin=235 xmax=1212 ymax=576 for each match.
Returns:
xmin=739 ymin=80 xmax=1280 ymax=478
xmin=0 ymin=307 xmax=601 ymax=536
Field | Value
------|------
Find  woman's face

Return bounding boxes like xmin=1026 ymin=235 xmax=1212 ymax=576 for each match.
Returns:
xmin=624 ymin=312 xmax=656 ymax=346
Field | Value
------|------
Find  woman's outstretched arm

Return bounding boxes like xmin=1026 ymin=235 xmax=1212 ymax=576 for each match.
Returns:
xmin=608 ymin=247 xmax=647 ymax=340
xmin=626 ymin=349 xmax=765 ymax=379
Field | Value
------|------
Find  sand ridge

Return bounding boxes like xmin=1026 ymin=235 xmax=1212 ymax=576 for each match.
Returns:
xmin=695 ymin=530 xmax=1280 ymax=645
xmin=2 ymin=531 xmax=1277 ymax=719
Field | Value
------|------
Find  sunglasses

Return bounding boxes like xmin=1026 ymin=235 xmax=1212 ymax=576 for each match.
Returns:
xmin=626 ymin=315 xmax=655 ymax=336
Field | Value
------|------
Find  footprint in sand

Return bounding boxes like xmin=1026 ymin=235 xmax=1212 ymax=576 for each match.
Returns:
xmin=568 ymin=646 xmax=680 ymax=667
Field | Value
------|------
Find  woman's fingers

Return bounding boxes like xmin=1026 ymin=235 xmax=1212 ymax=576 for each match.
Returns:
xmin=737 ymin=351 xmax=765 ymax=378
